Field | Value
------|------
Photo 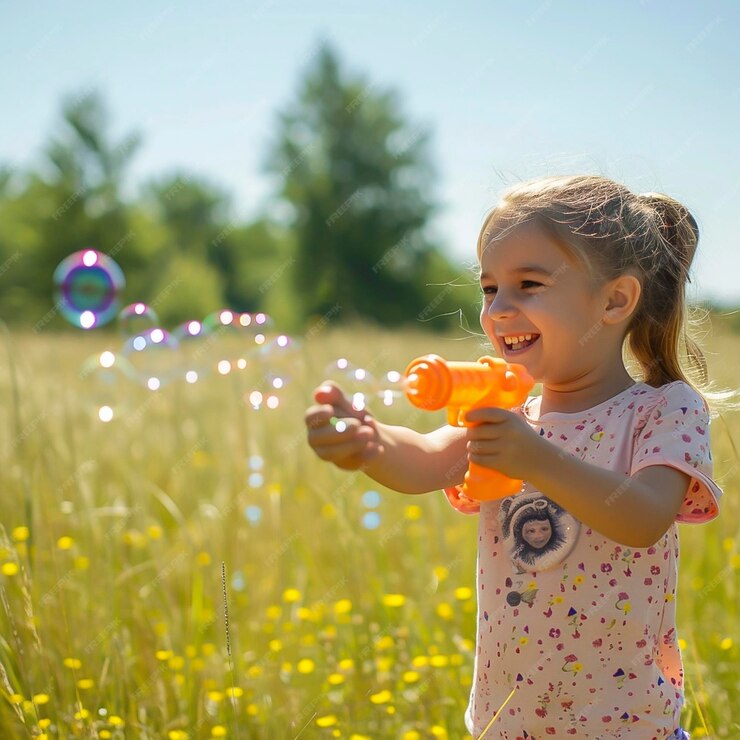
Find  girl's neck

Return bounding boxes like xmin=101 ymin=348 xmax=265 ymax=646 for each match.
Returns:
xmin=538 ymin=370 xmax=637 ymax=415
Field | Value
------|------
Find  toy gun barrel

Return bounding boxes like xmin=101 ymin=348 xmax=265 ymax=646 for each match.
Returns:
xmin=404 ymin=354 xmax=534 ymax=502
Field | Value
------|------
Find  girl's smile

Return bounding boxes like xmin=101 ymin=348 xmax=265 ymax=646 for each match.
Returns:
xmin=498 ymin=333 xmax=541 ymax=355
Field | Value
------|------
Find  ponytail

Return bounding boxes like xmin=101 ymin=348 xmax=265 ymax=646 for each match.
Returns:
xmin=626 ymin=193 xmax=707 ymax=389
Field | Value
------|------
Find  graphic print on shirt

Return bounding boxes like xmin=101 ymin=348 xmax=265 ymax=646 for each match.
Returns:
xmin=499 ymin=490 xmax=580 ymax=573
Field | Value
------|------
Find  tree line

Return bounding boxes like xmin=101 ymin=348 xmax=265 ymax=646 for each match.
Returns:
xmin=0 ymin=43 xmax=480 ymax=335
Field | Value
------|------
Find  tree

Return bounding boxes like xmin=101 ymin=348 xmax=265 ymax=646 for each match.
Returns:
xmin=0 ymin=91 xmax=148 ymax=326
xmin=265 ymin=42 xmax=472 ymax=330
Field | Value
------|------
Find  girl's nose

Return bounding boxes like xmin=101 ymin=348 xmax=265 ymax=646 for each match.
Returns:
xmin=486 ymin=293 xmax=517 ymax=320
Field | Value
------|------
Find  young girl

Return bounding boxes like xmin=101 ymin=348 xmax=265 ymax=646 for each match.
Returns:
xmin=304 ymin=175 xmax=723 ymax=739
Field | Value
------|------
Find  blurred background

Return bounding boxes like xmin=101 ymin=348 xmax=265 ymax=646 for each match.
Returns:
xmin=1 ymin=0 xmax=739 ymax=334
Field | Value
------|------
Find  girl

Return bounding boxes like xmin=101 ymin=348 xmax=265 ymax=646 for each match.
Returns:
xmin=305 ymin=175 xmax=723 ymax=739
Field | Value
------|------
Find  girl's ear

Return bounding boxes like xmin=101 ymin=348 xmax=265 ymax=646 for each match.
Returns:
xmin=602 ymin=273 xmax=641 ymax=325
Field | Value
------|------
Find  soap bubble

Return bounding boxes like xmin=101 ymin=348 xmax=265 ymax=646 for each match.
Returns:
xmin=244 ymin=505 xmax=263 ymax=525
xmin=362 ymin=490 xmax=382 ymax=508
xmin=256 ymin=334 xmax=302 ymax=396
xmin=173 ymin=319 xmax=213 ymax=382
xmin=79 ymin=350 xmax=133 ymax=421
xmin=362 ymin=511 xmax=382 ymax=530
xmin=202 ymin=309 xmax=256 ymax=366
xmin=118 ymin=303 xmax=159 ymax=338
xmin=53 ymin=249 xmax=125 ymax=329
xmin=121 ymin=328 xmax=179 ymax=389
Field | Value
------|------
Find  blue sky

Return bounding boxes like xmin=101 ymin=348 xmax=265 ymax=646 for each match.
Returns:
xmin=2 ymin=0 xmax=739 ymax=304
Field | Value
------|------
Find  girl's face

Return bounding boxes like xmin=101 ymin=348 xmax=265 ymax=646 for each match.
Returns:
xmin=522 ymin=519 xmax=552 ymax=548
xmin=478 ymin=221 xmax=614 ymax=389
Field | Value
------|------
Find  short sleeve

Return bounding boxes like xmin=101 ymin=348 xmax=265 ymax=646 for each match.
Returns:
xmin=630 ymin=382 xmax=722 ymax=523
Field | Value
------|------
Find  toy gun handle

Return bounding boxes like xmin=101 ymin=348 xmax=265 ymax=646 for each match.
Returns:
xmin=404 ymin=354 xmax=534 ymax=502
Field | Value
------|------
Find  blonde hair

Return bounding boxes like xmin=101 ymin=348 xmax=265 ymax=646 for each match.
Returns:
xmin=477 ymin=174 xmax=734 ymax=413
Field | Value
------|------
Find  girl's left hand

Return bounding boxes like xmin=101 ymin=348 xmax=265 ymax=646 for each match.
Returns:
xmin=464 ymin=407 xmax=547 ymax=481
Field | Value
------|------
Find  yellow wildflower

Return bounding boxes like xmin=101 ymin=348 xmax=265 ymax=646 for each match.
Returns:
xmin=404 ymin=505 xmax=422 ymax=520
xmin=369 ymin=689 xmax=392 ymax=704
xmin=382 ymin=594 xmax=405 ymax=607
xmin=333 ymin=599 xmax=352 ymax=614
xmin=11 ymin=526 xmax=29 ymax=542
xmin=436 ymin=603 xmax=453 ymax=620
xmin=197 ymin=551 xmax=211 ymax=566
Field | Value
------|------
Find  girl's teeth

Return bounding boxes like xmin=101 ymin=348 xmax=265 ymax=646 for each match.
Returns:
xmin=504 ymin=334 xmax=533 ymax=345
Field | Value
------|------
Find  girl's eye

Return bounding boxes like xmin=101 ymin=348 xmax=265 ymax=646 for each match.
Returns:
xmin=481 ymin=281 xmax=542 ymax=295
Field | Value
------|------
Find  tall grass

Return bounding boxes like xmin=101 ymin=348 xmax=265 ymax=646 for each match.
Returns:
xmin=0 ymin=319 xmax=737 ymax=738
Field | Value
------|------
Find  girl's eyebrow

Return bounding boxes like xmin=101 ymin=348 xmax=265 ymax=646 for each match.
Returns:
xmin=479 ymin=265 xmax=552 ymax=281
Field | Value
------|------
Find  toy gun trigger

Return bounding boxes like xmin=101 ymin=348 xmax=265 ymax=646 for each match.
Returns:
xmin=446 ymin=407 xmax=465 ymax=427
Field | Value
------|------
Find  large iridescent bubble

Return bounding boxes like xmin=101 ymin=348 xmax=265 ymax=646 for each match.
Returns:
xmin=53 ymin=249 xmax=125 ymax=329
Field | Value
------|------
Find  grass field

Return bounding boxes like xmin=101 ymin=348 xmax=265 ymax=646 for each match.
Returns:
xmin=0 ymin=316 xmax=737 ymax=739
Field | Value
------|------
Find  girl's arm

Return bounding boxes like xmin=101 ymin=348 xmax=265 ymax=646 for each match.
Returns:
xmin=305 ymin=382 xmax=468 ymax=494
xmin=527 ymin=451 xmax=688 ymax=548
xmin=361 ymin=420 xmax=468 ymax=493
xmin=465 ymin=406 xmax=689 ymax=547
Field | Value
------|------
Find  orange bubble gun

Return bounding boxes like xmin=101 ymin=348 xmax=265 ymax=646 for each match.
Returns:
xmin=404 ymin=354 xmax=534 ymax=502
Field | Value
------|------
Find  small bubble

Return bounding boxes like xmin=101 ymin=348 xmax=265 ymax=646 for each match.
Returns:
xmin=362 ymin=490 xmax=381 ymax=508
xmin=362 ymin=512 xmax=381 ymax=530
xmin=245 ymin=505 xmax=263 ymax=524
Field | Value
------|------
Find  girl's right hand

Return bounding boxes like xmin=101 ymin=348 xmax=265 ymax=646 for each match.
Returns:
xmin=304 ymin=381 xmax=385 ymax=470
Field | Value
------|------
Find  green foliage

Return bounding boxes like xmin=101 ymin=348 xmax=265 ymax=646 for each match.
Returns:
xmin=266 ymin=43 xmax=474 ymax=330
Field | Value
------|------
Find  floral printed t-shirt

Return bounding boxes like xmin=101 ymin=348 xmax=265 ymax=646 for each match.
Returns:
xmin=464 ymin=381 xmax=722 ymax=739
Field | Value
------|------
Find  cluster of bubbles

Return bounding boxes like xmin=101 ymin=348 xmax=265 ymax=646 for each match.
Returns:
xmin=82 ymin=304 xmax=300 ymax=422
xmin=55 ymin=249 xmax=409 ymax=424
xmin=361 ymin=490 xmax=382 ymax=530
xmin=55 ymin=250 xmax=301 ymax=422
xmin=321 ymin=358 xmax=406 ymax=413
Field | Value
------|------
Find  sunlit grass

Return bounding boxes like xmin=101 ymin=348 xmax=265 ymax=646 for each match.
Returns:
xmin=0 ymin=318 xmax=737 ymax=737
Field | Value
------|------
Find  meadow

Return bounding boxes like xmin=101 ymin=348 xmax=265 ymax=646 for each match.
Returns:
xmin=0 ymin=316 xmax=737 ymax=739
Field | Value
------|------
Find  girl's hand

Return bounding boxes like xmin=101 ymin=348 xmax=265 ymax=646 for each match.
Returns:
xmin=304 ymin=381 xmax=384 ymax=470
xmin=464 ymin=407 xmax=546 ymax=481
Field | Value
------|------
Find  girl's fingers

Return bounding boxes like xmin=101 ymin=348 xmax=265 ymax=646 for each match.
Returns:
xmin=313 ymin=382 xmax=360 ymax=417
xmin=308 ymin=416 xmax=365 ymax=444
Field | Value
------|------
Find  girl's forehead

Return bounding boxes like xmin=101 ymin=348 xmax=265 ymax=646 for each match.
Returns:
xmin=479 ymin=223 xmax=571 ymax=269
